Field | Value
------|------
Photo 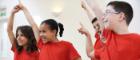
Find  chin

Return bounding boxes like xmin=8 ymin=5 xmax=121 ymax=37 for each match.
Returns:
xmin=42 ymin=39 xmax=48 ymax=43
xmin=18 ymin=43 xmax=23 ymax=46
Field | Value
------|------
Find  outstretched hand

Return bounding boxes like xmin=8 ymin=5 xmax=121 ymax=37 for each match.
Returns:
xmin=11 ymin=0 xmax=26 ymax=14
xmin=18 ymin=0 xmax=26 ymax=10
xmin=81 ymin=0 xmax=88 ymax=10
xmin=78 ymin=23 xmax=90 ymax=36
xmin=11 ymin=5 xmax=21 ymax=14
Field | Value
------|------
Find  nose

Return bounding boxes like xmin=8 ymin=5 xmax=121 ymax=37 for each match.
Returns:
xmin=39 ymin=33 xmax=42 ymax=37
xmin=40 ymin=32 xmax=44 ymax=37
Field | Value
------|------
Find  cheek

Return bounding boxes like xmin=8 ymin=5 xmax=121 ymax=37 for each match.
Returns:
xmin=106 ymin=18 xmax=116 ymax=30
xmin=40 ymin=32 xmax=47 ymax=37
xmin=107 ymin=16 xmax=115 ymax=25
xmin=21 ymin=37 xmax=28 ymax=44
xmin=108 ymin=15 xmax=119 ymax=22
xmin=46 ymin=32 xmax=53 ymax=38
xmin=41 ymin=32 xmax=51 ymax=39
xmin=17 ymin=37 xmax=28 ymax=45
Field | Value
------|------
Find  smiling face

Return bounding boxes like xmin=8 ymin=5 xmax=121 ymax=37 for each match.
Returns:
xmin=102 ymin=5 xmax=122 ymax=30
xmin=16 ymin=30 xmax=28 ymax=46
xmin=92 ymin=21 xmax=100 ymax=32
xmin=39 ymin=23 xmax=56 ymax=43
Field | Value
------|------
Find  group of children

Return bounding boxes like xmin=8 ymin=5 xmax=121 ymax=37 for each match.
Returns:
xmin=6 ymin=0 xmax=140 ymax=60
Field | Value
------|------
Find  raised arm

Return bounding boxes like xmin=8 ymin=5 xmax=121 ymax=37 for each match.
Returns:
xmin=18 ymin=1 xmax=40 ymax=42
xmin=7 ymin=5 xmax=20 ymax=44
xmin=81 ymin=0 xmax=95 ymax=21
xmin=78 ymin=23 xmax=96 ymax=59
xmin=84 ymin=0 xmax=104 ymax=19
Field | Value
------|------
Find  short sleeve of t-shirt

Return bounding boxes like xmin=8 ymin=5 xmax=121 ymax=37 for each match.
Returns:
xmin=62 ymin=41 xmax=81 ymax=60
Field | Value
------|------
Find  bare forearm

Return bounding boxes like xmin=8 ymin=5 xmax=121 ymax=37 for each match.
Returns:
xmin=82 ymin=0 xmax=95 ymax=21
xmin=22 ymin=7 xmax=39 ymax=42
xmin=86 ymin=0 xmax=103 ymax=19
xmin=7 ymin=13 xmax=15 ymax=32
xmin=22 ymin=8 xmax=36 ymax=27
xmin=85 ymin=8 xmax=95 ymax=21
xmin=84 ymin=3 xmax=95 ymax=21
xmin=85 ymin=33 xmax=94 ymax=58
xmin=7 ymin=13 xmax=16 ymax=44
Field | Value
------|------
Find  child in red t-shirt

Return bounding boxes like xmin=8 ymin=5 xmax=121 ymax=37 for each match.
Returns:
xmin=7 ymin=4 xmax=39 ymax=60
xmin=79 ymin=0 xmax=140 ymax=60
xmin=37 ymin=19 xmax=81 ymax=60
xmin=17 ymin=1 xmax=81 ymax=60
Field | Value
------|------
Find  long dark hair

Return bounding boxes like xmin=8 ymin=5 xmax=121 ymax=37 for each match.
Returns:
xmin=41 ymin=19 xmax=64 ymax=37
xmin=16 ymin=25 xmax=38 ymax=53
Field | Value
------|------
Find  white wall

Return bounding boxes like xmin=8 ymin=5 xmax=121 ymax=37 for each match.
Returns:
xmin=0 ymin=0 xmax=140 ymax=60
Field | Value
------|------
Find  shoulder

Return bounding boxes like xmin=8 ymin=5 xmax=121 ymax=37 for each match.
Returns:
xmin=60 ymin=40 xmax=73 ymax=45
xmin=126 ymin=33 xmax=140 ymax=45
xmin=59 ymin=40 xmax=75 ymax=48
xmin=127 ymin=33 xmax=140 ymax=39
xmin=132 ymin=33 xmax=140 ymax=40
xmin=132 ymin=33 xmax=140 ymax=37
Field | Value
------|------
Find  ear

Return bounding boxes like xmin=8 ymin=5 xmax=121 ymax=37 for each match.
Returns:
xmin=51 ymin=30 xmax=57 ymax=34
xmin=119 ymin=12 xmax=126 ymax=22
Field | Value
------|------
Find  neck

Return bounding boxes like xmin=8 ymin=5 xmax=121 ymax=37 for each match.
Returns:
xmin=49 ymin=37 xmax=59 ymax=42
xmin=23 ymin=45 xmax=27 ymax=49
xmin=113 ymin=25 xmax=129 ymax=34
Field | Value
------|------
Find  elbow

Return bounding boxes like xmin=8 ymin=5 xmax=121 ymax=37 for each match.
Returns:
xmin=87 ymin=52 xmax=92 ymax=58
xmin=87 ymin=50 xmax=94 ymax=58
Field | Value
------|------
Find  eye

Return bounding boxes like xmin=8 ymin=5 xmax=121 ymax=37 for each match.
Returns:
xmin=40 ymin=30 xmax=46 ymax=33
xmin=39 ymin=30 xmax=41 ymax=33
xmin=42 ymin=30 xmax=46 ymax=33
xmin=20 ymin=34 xmax=24 ymax=36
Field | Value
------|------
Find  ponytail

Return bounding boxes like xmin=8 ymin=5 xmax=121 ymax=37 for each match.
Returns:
xmin=41 ymin=19 xmax=64 ymax=37
xmin=58 ymin=23 xmax=64 ymax=37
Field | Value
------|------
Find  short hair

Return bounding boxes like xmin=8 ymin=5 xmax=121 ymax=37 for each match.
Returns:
xmin=107 ymin=1 xmax=133 ymax=25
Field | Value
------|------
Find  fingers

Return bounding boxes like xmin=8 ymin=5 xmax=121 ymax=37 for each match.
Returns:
xmin=14 ymin=5 xmax=20 ymax=11
xmin=78 ymin=28 xmax=84 ymax=34
xmin=11 ymin=6 xmax=21 ymax=14
xmin=17 ymin=0 xmax=25 ymax=9
xmin=81 ymin=0 xmax=87 ymax=10
xmin=78 ymin=22 xmax=85 ymax=34
xmin=11 ymin=0 xmax=24 ymax=14
xmin=80 ymin=22 xmax=84 ymax=28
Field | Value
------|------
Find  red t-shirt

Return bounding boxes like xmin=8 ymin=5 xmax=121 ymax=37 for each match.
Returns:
xmin=94 ymin=29 xmax=140 ymax=60
xmin=38 ymin=39 xmax=80 ymax=60
xmin=12 ymin=45 xmax=39 ymax=60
